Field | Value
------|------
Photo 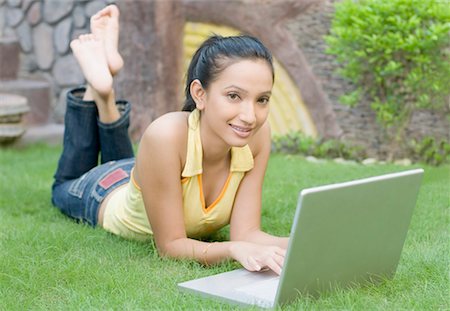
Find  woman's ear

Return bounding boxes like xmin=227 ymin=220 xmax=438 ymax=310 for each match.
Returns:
xmin=190 ymin=79 xmax=206 ymax=110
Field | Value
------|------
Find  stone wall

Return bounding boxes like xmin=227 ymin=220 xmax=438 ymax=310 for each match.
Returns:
xmin=1 ymin=0 xmax=448 ymax=154
xmin=287 ymin=0 xmax=449 ymax=156
xmin=0 ymin=0 xmax=115 ymax=122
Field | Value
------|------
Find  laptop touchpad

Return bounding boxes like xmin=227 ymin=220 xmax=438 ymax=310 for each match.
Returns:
xmin=235 ymin=276 xmax=280 ymax=301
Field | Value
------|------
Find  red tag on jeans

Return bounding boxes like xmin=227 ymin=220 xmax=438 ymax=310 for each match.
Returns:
xmin=99 ymin=168 xmax=129 ymax=189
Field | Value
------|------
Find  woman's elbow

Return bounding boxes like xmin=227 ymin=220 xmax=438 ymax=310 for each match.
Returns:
xmin=154 ymin=238 xmax=185 ymax=259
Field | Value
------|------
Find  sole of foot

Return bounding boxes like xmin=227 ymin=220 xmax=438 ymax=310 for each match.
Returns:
xmin=90 ymin=4 xmax=124 ymax=76
xmin=70 ymin=34 xmax=113 ymax=98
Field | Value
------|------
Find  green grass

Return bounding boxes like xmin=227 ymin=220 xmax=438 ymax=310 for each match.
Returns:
xmin=0 ymin=144 xmax=448 ymax=310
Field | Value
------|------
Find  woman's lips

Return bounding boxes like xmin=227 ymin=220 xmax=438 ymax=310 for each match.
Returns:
xmin=230 ymin=124 xmax=252 ymax=138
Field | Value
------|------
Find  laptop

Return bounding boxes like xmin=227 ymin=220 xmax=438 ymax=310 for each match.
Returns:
xmin=178 ymin=169 xmax=424 ymax=308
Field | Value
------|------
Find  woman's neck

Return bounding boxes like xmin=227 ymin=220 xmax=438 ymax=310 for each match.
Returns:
xmin=199 ymin=122 xmax=231 ymax=167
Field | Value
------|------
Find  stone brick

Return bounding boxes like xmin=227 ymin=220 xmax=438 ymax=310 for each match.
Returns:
xmin=16 ymin=19 xmax=32 ymax=52
xmin=6 ymin=7 xmax=23 ymax=27
xmin=0 ymin=37 xmax=20 ymax=80
xmin=32 ymin=23 xmax=54 ymax=70
xmin=43 ymin=0 xmax=74 ymax=24
xmin=71 ymin=28 xmax=87 ymax=40
xmin=2 ymin=27 xmax=16 ymax=40
xmin=0 ymin=6 xmax=5 ymax=36
xmin=73 ymin=5 xmax=86 ymax=28
xmin=85 ymin=0 xmax=106 ymax=17
xmin=26 ymin=1 xmax=41 ymax=26
xmin=54 ymin=17 xmax=72 ymax=54
xmin=0 ymin=79 xmax=51 ymax=125
xmin=52 ymin=54 xmax=84 ymax=87
xmin=20 ymin=53 xmax=39 ymax=73
xmin=7 ymin=0 xmax=21 ymax=7
xmin=21 ymin=0 xmax=34 ymax=11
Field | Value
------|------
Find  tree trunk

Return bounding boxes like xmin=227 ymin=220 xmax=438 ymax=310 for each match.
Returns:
xmin=116 ymin=1 xmax=184 ymax=141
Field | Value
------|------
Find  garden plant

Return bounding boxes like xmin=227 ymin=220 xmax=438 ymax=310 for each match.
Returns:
xmin=325 ymin=0 xmax=450 ymax=160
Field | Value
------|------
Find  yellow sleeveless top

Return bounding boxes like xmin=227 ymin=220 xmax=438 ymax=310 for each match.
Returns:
xmin=102 ymin=109 xmax=254 ymax=241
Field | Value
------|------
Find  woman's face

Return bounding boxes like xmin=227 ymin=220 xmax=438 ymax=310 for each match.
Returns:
xmin=198 ymin=58 xmax=273 ymax=148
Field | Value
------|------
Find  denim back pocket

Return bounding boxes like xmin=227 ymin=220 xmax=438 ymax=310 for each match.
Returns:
xmin=68 ymin=172 xmax=89 ymax=199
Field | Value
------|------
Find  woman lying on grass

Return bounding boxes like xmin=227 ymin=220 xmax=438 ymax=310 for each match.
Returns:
xmin=52 ymin=5 xmax=288 ymax=274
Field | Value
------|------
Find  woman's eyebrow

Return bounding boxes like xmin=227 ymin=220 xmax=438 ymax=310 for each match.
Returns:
xmin=224 ymin=85 xmax=272 ymax=96
xmin=224 ymin=85 xmax=248 ymax=94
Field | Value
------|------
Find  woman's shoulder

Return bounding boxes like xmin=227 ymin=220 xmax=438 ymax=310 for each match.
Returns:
xmin=142 ymin=111 xmax=190 ymax=143
xmin=134 ymin=112 xmax=190 ymax=187
xmin=136 ymin=111 xmax=190 ymax=170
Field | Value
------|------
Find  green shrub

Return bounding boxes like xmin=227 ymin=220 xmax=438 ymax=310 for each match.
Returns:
xmin=407 ymin=136 xmax=450 ymax=166
xmin=325 ymin=0 xmax=450 ymax=156
xmin=272 ymin=133 xmax=449 ymax=166
xmin=272 ymin=132 xmax=367 ymax=161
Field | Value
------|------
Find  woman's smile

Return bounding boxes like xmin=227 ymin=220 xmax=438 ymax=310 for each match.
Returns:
xmin=229 ymin=124 xmax=253 ymax=138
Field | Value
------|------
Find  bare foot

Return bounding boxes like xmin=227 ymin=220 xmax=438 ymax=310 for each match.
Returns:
xmin=70 ymin=34 xmax=113 ymax=98
xmin=90 ymin=5 xmax=124 ymax=76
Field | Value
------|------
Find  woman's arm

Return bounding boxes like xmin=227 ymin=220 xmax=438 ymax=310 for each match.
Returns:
xmin=134 ymin=113 xmax=244 ymax=267
xmin=229 ymin=121 xmax=289 ymax=269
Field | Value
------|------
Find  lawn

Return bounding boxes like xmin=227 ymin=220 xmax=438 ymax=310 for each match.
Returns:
xmin=0 ymin=144 xmax=448 ymax=310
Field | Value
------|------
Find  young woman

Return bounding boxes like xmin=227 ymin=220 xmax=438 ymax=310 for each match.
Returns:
xmin=52 ymin=5 xmax=288 ymax=275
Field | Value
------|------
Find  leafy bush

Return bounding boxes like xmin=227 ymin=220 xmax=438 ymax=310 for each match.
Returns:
xmin=272 ymin=133 xmax=449 ymax=166
xmin=407 ymin=136 xmax=450 ymax=166
xmin=272 ymin=132 xmax=367 ymax=161
xmin=325 ymin=0 xmax=450 ymax=156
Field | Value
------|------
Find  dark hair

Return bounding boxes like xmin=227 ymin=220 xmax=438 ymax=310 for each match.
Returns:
xmin=182 ymin=35 xmax=274 ymax=112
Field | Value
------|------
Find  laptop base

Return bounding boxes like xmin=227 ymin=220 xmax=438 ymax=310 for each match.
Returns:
xmin=179 ymin=268 xmax=279 ymax=308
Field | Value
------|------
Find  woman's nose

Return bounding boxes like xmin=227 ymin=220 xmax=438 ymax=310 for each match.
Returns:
xmin=239 ymin=102 xmax=256 ymax=125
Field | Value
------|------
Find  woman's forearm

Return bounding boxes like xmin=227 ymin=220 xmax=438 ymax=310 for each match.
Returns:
xmin=160 ymin=238 xmax=236 ymax=265
xmin=161 ymin=237 xmax=287 ymax=275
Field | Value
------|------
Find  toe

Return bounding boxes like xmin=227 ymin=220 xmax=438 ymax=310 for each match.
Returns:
xmin=69 ymin=39 xmax=80 ymax=51
xmin=108 ymin=4 xmax=120 ymax=17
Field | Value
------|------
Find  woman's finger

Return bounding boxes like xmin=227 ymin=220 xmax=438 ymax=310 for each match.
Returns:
xmin=247 ymin=256 xmax=262 ymax=272
xmin=265 ymin=257 xmax=282 ymax=275
xmin=273 ymin=252 xmax=285 ymax=268
xmin=275 ymin=247 xmax=287 ymax=257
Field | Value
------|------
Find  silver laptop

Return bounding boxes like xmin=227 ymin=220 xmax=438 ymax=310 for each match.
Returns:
xmin=178 ymin=169 xmax=424 ymax=308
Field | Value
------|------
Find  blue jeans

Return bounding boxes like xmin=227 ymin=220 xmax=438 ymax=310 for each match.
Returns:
xmin=52 ymin=87 xmax=135 ymax=226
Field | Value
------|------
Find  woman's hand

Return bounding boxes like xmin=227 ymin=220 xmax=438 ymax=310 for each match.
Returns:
xmin=229 ymin=241 xmax=286 ymax=275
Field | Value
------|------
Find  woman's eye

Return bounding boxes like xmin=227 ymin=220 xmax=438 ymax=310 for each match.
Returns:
xmin=258 ymin=97 xmax=270 ymax=105
xmin=228 ymin=93 xmax=240 ymax=101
